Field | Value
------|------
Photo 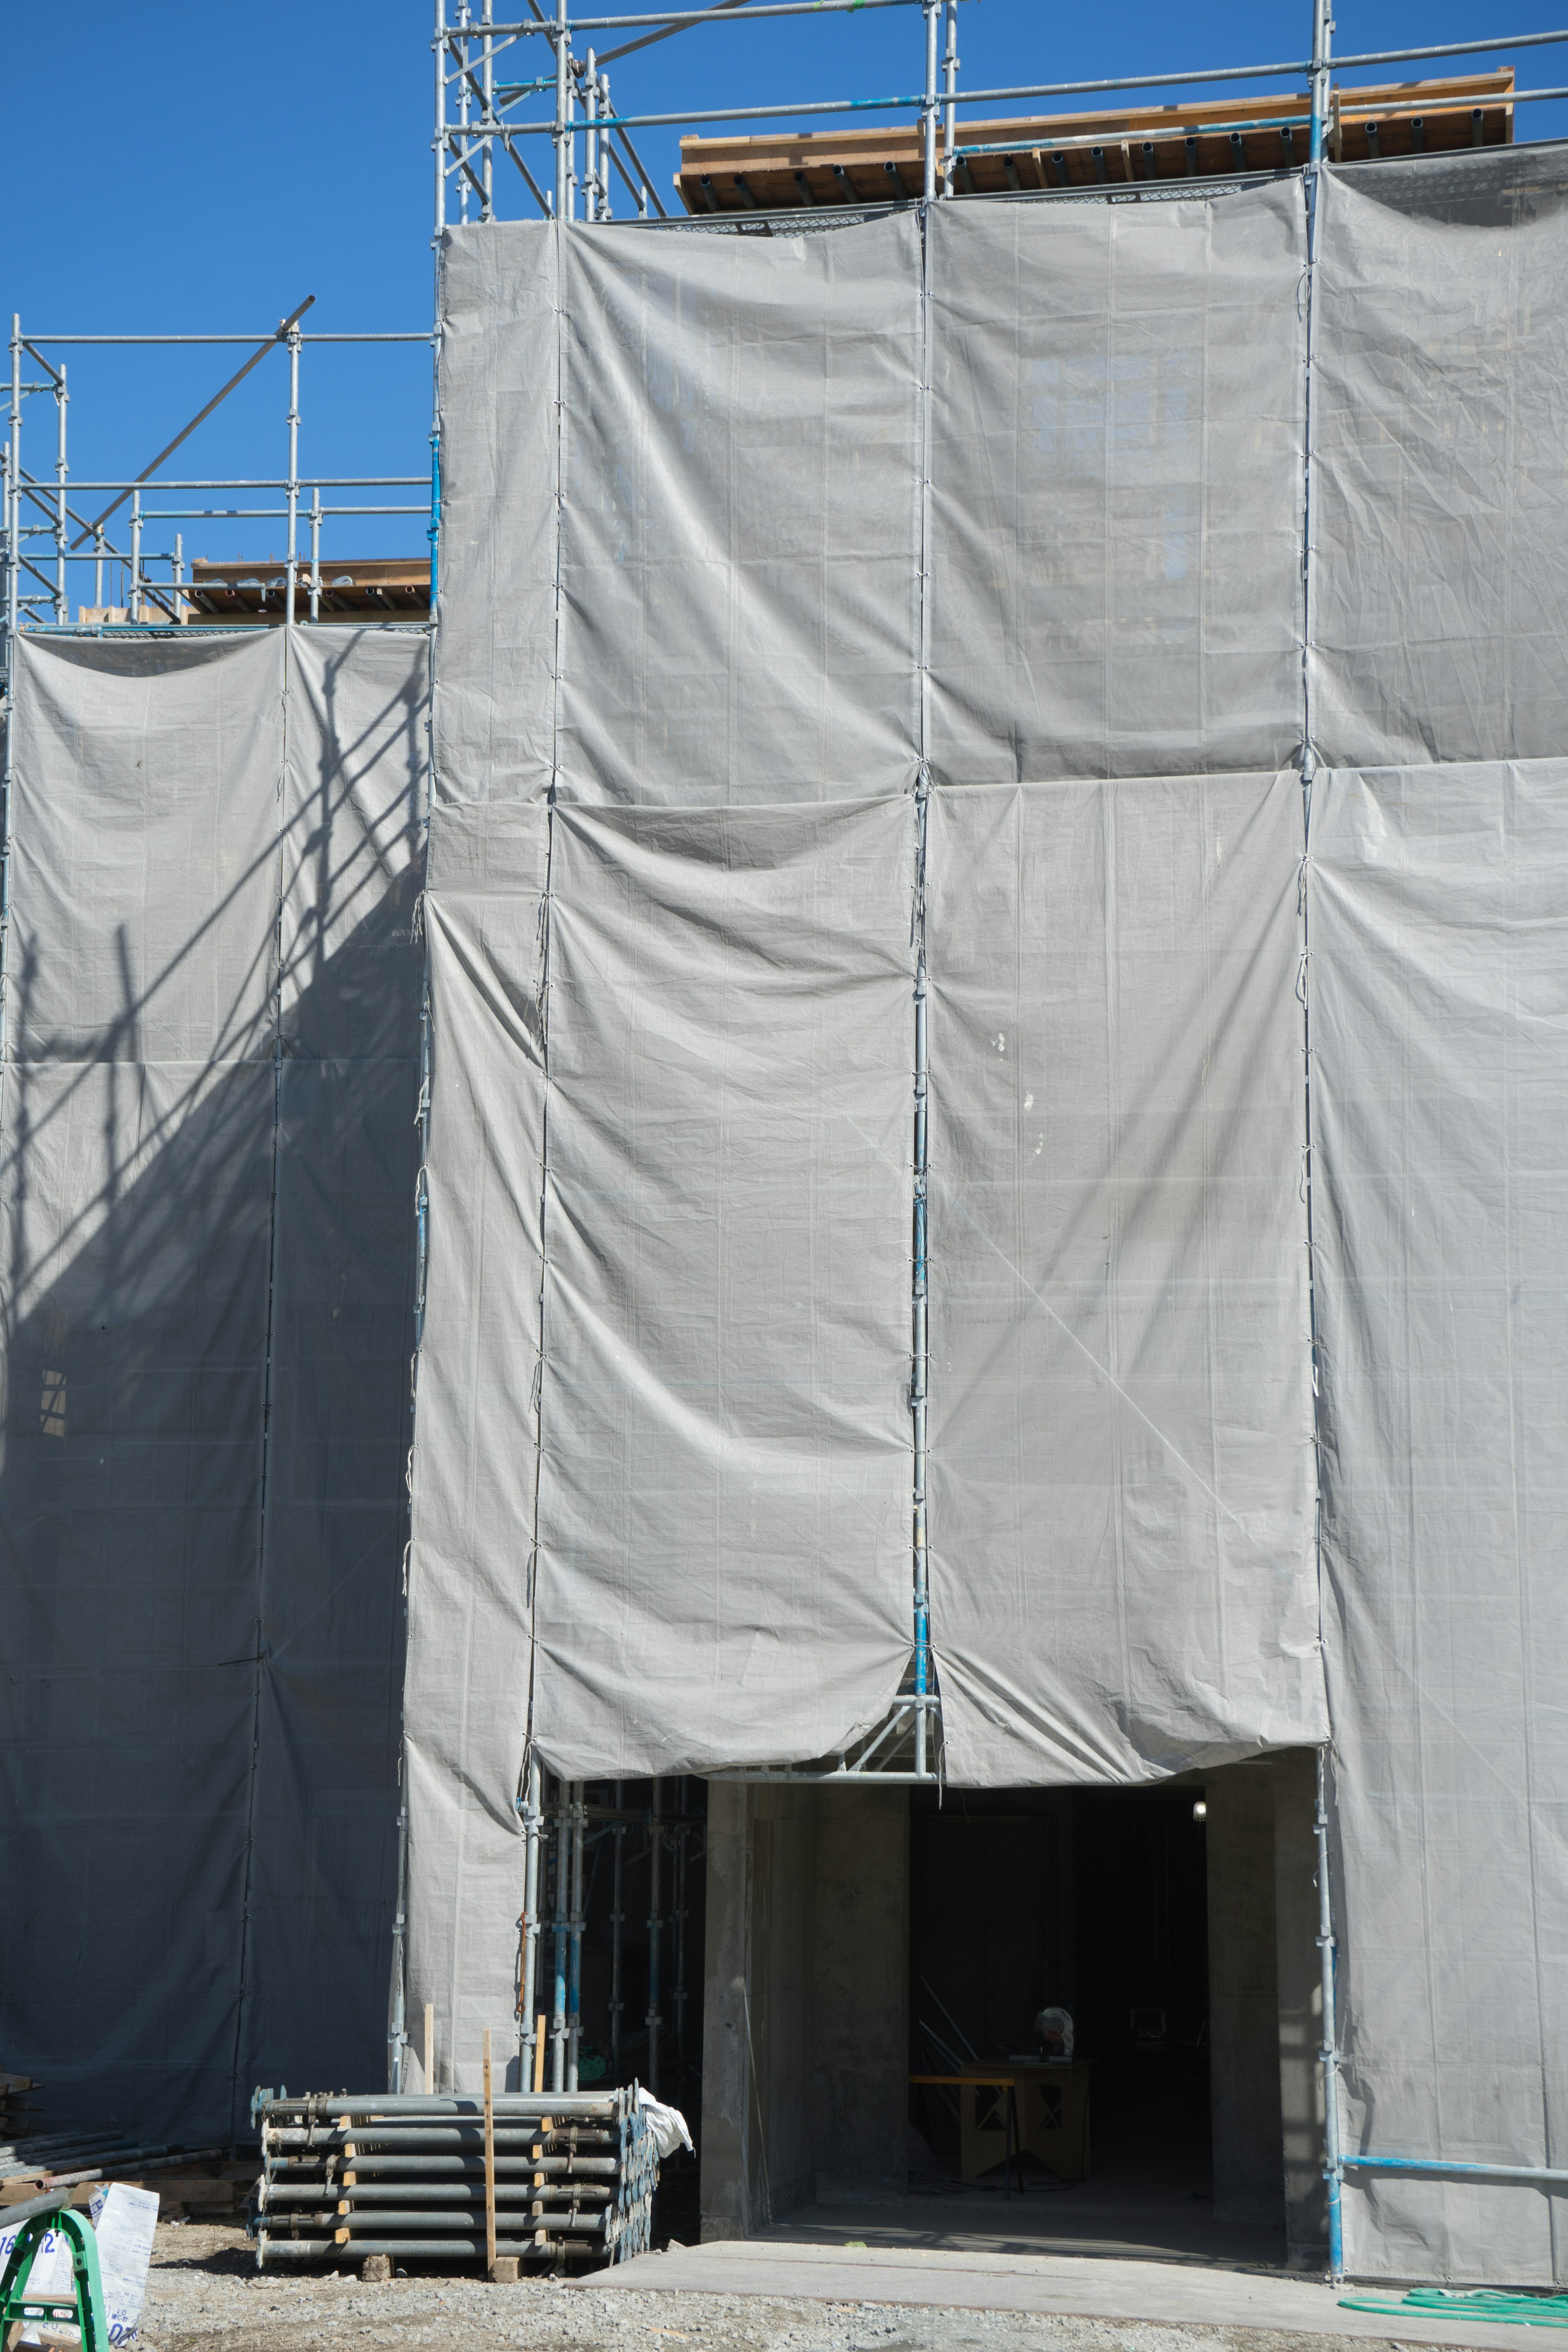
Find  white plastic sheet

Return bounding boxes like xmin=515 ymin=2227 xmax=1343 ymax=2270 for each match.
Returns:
xmin=1310 ymin=756 xmax=1568 ymax=2285
xmin=927 ymin=776 xmax=1326 ymax=1784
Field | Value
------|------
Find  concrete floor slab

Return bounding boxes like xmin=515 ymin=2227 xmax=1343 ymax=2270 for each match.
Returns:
xmin=594 ymin=2233 xmax=1542 ymax=2349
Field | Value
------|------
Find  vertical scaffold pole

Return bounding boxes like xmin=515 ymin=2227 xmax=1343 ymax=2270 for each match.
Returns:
xmin=554 ymin=0 xmax=570 ymax=222
xmin=130 ymin=491 xmax=142 ymax=624
xmin=388 ymin=1772 xmax=410 ymax=2089
xmin=1316 ymin=1747 xmax=1345 ymax=2283
xmin=942 ymin=0 xmax=958 ymax=192
xmin=566 ymin=1780 xmax=585 ymax=2090
xmin=922 ymin=1 xmax=940 ymax=203
xmin=519 ymin=1757 xmax=543 ymax=2090
xmin=481 ymin=0 xmax=494 ymax=221
xmin=1309 ymin=0 xmax=1333 ymax=166
xmin=610 ymin=1779 xmax=625 ymax=2081
xmin=285 ymin=325 xmax=301 ymax=629
xmin=7 ymin=317 xmax=21 ymax=653
xmin=586 ymin=52 xmax=599 ymax=222
xmin=435 ymin=0 xmax=448 ymax=237
xmin=912 ymin=169 xmax=934 ymax=1776
xmin=309 ymin=490 xmax=321 ymax=622
xmin=673 ymin=1789 xmax=689 ymax=2078
xmin=550 ymin=1774 xmax=568 ymax=2092
xmin=646 ymin=1782 xmax=663 ymax=2095
xmin=458 ymin=1 xmax=472 ymax=225
xmin=1 ymin=316 xmax=21 ymax=1145
xmin=53 ymin=366 xmax=67 ymax=625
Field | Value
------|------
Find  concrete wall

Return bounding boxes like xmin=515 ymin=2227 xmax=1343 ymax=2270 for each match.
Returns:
xmin=1204 ymin=1752 xmax=1328 ymax=2264
xmin=700 ymin=1784 xmax=909 ymax=2235
xmin=1272 ymin=1749 xmax=1328 ymax=2267
xmin=1206 ymin=1760 xmax=1285 ymax=2229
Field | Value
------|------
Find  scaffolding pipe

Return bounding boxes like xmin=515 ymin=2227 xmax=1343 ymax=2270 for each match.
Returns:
xmin=1316 ymin=1748 xmax=1344 ymax=2285
xmin=285 ymin=326 xmax=301 ymax=628
xmin=588 ymin=53 xmax=601 ymax=218
xmin=610 ymin=1780 xmax=625 ymax=2080
xmin=549 ymin=1778 xmax=568 ymax=2092
xmin=941 ymin=0 xmax=958 ymax=191
xmin=309 ymin=490 xmax=321 ymax=621
xmin=646 ymin=1783 xmax=663 ymax=2096
xmin=7 ymin=317 xmax=20 ymax=653
xmin=673 ymin=1803 xmax=689 ymax=2076
xmin=129 ymin=490 xmax=142 ymax=621
xmin=483 ymin=0 xmax=496 ymax=218
xmin=459 ymin=1 xmax=472 ymax=223
xmin=554 ymin=0 xmax=570 ymax=218
xmin=388 ymin=1780 xmax=411 ymax=2090
xmin=922 ymin=0 xmax=939 ymax=202
xmin=519 ymin=1757 xmax=543 ymax=2091
xmin=436 ymin=0 xmax=449 ymax=233
xmin=566 ymin=1780 xmax=585 ymax=2090
xmin=53 ymin=367 xmax=67 ymax=625
xmin=1309 ymin=0 xmax=1334 ymax=165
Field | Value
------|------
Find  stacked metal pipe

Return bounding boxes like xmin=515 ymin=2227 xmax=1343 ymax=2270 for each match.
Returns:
xmin=249 ymin=2091 xmax=655 ymax=2268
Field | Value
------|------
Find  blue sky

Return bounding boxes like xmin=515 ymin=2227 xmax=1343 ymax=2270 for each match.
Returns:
xmin=3 ymin=0 xmax=1561 ymax=583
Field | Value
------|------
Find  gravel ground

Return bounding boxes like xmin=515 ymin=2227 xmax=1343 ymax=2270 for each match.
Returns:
xmin=136 ymin=2225 xmax=1395 ymax=2352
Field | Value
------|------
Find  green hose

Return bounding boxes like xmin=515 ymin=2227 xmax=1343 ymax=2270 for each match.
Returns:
xmin=1341 ymin=2288 xmax=1568 ymax=2330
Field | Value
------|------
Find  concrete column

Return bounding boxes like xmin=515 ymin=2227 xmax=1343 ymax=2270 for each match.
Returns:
xmin=751 ymin=1788 xmax=814 ymax=2222
xmin=1273 ymin=1748 xmax=1328 ymax=2267
xmin=1206 ymin=1760 xmax=1284 ymax=2229
xmin=698 ymin=1785 xmax=813 ymax=2237
xmin=699 ymin=1783 xmax=753 ymax=2241
xmin=811 ymin=1786 xmax=909 ymax=2205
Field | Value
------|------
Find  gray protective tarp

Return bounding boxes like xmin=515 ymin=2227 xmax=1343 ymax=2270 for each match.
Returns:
xmin=404 ymin=801 xmax=550 ymax=2088
xmin=405 ymin=795 xmax=913 ymax=2079
xmin=533 ymin=798 xmax=914 ymax=1774
xmin=437 ymin=194 xmax=1307 ymax=804
xmin=0 ymin=626 xmax=424 ymax=2143
xmin=436 ymin=216 xmax=922 ymax=806
xmin=1312 ymin=151 xmax=1568 ymax=768
xmin=927 ymin=187 xmax=1307 ymax=784
xmin=928 ymin=776 xmax=1325 ymax=1784
xmin=1311 ymin=756 xmax=1568 ymax=2285
xmin=407 ymin=154 xmax=1568 ymax=2283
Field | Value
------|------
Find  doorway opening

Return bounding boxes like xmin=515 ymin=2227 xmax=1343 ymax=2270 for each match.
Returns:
xmin=902 ymin=1776 xmax=1298 ymax=2267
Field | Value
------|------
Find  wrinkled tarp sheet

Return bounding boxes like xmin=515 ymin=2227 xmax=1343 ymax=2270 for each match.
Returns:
xmin=0 ymin=626 xmax=425 ymax=2144
xmin=927 ymin=776 xmax=1325 ymax=1785
xmin=435 ymin=184 xmax=1307 ymax=803
xmin=423 ymin=160 xmax=1568 ymax=2278
xmin=1311 ymin=755 xmax=1568 ymax=2287
xmin=407 ymin=800 xmax=916 ymax=2074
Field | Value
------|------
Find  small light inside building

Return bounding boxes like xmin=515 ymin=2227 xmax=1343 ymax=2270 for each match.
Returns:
xmin=1192 ymin=1800 xmax=1207 ymax=1824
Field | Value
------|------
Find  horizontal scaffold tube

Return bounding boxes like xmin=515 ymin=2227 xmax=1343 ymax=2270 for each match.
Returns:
xmin=266 ymin=2129 xmax=615 ymax=2151
xmin=262 ymin=2185 xmax=615 ymax=2207
xmin=261 ymin=2096 xmax=618 ymax=2119
xmin=269 ymin=2154 xmax=617 ymax=2177
xmin=255 ymin=2237 xmax=607 ymax=2261
xmin=1343 ymin=2155 xmax=1568 ymax=2185
xmin=258 ymin=2211 xmax=611 ymax=2237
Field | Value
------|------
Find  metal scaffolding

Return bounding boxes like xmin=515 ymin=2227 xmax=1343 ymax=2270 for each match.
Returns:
xmin=432 ymin=0 xmax=1568 ymax=227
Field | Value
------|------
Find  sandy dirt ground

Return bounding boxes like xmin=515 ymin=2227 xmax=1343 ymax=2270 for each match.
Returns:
xmin=135 ymin=2223 xmax=1399 ymax=2352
